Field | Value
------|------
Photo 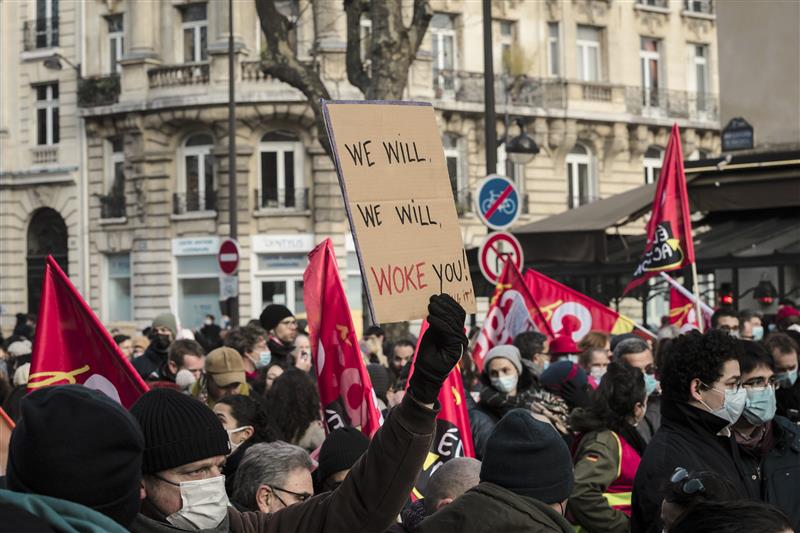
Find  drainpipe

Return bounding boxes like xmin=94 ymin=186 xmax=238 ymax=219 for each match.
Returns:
xmin=78 ymin=0 xmax=89 ymax=296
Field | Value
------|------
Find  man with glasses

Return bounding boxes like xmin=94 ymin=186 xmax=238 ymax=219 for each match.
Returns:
xmin=711 ymin=308 xmax=740 ymax=337
xmin=731 ymin=341 xmax=800 ymax=529
xmin=232 ymin=442 xmax=314 ymax=513
xmin=631 ymin=330 xmax=759 ymax=533
xmin=259 ymin=304 xmax=299 ymax=365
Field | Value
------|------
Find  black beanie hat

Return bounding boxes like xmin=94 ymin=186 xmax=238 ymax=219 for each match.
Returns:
xmin=130 ymin=388 xmax=230 ymax=474
xmin=316 ymin=427 xmax=370 ymax=486
xmin=259 ymin=304 xmax=294 ymax=332
xmin=6 ymin=385 xmax=144 ymax=527
xmin=480 ymin=409 xmax=573 ymax=504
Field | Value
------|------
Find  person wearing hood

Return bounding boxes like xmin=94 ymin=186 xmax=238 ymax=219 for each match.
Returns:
xmin=469 ymin=345 xmax=537 ymax=459
xmin=0 ymin=385 xmax=144 ymax=532
xmin=133 ymin=313 xmax=178 ymax=381
xmin=129 ymin=293 xmax=468 ymax=533
xmin=631 ymin=330 xmax=760 ymax=533
xmin=731 ymin=340 xmax=800 ymax=529
xmin=418 ymin=409 xmax=574 ymax=532
xmin=259 ymin=304 xmax=297 ymax=366
xmin=567 ymin=362 xmax=648 ymax=532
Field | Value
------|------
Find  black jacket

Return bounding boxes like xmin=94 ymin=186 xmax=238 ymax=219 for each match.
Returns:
xmin=132 ymin=343 xmax=170 ymax=381
xmin=776 ymin=379 xmax=800 ymax=419
xmin=630 ymin=399 xmax=761 ymax=533
xmin=762 ymin=416 xmax=800 ymax=530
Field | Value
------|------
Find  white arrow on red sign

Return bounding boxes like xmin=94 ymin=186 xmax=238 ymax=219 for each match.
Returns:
xmin=218 ymin=238 xmax=240 ymax=275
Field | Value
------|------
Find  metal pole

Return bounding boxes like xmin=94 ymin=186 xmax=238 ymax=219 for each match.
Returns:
xmin=227 ymin=0 xmax=239 ymax=326
xmin=482 ymin=0 xmax=496 ymax=176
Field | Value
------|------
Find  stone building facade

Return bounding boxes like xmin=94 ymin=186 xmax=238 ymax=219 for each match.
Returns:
xmin=0 ymin=0 xmax=721 ymax=333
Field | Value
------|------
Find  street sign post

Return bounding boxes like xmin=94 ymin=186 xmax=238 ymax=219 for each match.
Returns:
xmin=475 ymin=175 xmax=521 ymax=230
xmin=217 ymin=238 xmax=240 ymax=276
xmin=478 ymin=231 xmax=524 ymax=284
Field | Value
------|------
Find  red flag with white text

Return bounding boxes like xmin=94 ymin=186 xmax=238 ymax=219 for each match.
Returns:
xmin=406 ymin=320 xmax=475 ymax=500
xmin=472 ymin=259 xmax=554 ymax=372
xmin=525 ymin=269 xmax=638 ymax=342
xmin=624 ymin=124 xmax=696 ymax=294
xmin=304 ymin=239 xmax=383 ymax=438
xmin=28 ymin=256 xmax=148 ymax=408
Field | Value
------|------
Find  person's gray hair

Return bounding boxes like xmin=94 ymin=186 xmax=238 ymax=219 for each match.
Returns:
xmin=423 ymin=457 xmax=481 ymax=516
xmin=613 ymin=337 xmax=651 ymax=362
xmin=232 ymin=441 xmax=313 ymax=511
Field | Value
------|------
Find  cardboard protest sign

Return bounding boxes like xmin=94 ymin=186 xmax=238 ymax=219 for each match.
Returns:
xmin=322 ymin=100 xmax=477 ymax=323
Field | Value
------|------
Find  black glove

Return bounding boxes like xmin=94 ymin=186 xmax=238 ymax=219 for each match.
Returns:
xmin=561 ymin=379 xmax=593 ymax=410
xmin=408 ymin=294 xmax=468 ymax=404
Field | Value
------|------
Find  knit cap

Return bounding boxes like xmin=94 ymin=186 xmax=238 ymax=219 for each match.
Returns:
xmin=316 ymin=427 xmax=370 ymax=486
xmin=130 ymin=388 xmax=229 ymax=474
xmin=482 ymin=345 xmax=523 ymax=375
xmin=151 ymin=312 xmax=178 ymax=338
xmin=259 ymin=304 xmax=294 ymax=332
xmin=480 ymin=409 xmax=573 ymax=503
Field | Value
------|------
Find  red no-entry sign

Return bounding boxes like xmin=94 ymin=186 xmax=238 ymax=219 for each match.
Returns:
xmin=218 ymin=238 xmax=240 ymax=275
xmin=478 ymin=231 xmax=523 ymax=284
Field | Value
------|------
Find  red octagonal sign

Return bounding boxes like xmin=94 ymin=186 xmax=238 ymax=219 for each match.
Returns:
xmin=218 ymin=238 xmax=240 ymax=275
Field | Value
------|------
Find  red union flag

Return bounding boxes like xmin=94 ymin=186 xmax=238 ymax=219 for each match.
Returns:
xmin=525 ymin=269 xmax=637 ymax=341
xmin=304 ymin=239 xmax=383 ymax=438
xmin=28 ymin=256 xmax=148 ymax=408
xmin=407 ymin=321 xmax=475 ymax=500
xmin=472 ymin=259 xmax=554 ymax=372
xmin=624 ymin=123 xmax=696 ymax=294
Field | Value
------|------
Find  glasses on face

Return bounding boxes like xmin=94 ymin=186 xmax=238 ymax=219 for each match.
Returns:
xmin=741 ymin=378 xmax=777 ymax=391
xmin=670 ymin=467 xmax=705 ymax=495
xmin=701 ymin=380 xmax=741 ymax=393
xmin=269 ymin=485 xmax=311 ymax=506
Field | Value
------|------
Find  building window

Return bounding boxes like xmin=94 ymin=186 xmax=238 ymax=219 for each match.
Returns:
xmin=255 ymin=253 xmax=307 ymax=314
xmin=35 ymin=83 xmax=59 ymax=146
xmin=643 ymin=145 xmax=664 ymax=185
xmin=684 ymin=0 xmax=713 ymax=14
xmin=640 ymin=37 xmax=662 ymax=108
xmin=576 ymin=26 xmax=601 ymax=82
xmin=498 ymin=20 xmax=515 ymax=74
xmin=346 ymin=249 xmax=363 ymax=313
xmin=31 ymin=0 xmax=59 ymax=49
xmin=442 ymin=133 xmax=464 ymax=197
xmin=275 ymin=0 xmax=299 ymax=53
xmin=431 ymin=13 xmax=457 ymax=94
xmin=176 ymin=253 xmax=220 ymax=330
xmin=566 ymin=143 xmax=595 ymax=208
xmin=100 ymin=137 xmax=126 ymax=218
xmin=106 ymin=253 xmax=132 ymax=321
xmin=177 ymin=134 xmax=215 ymax=213
xmin=181 ymin=3 xmax=208 ymax=63
xmin=691 ymin=44 xmax=709 ymax=113
xmin=259 ymin=131 xmax=305 ymax=209
xmin=107 ymin=14 xmax=124 ymax=74
xmin=548 ymin=22 xmax=560 ymax=77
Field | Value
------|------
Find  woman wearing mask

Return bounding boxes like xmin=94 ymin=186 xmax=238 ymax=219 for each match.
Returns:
xmin=567 ymin=362 xmax=648 ymax=532
xmin=265 ymin=368 xmax=325 ymax=452
xmin=469 ymin=345 xmax=537 ymax=459
xmin=731 ymin=341 xmax=800 ymax=529
xmin=580 ymin=347 xmax=610 ymax=389
xmin=214 ymin=394 xmax=281 ymax=495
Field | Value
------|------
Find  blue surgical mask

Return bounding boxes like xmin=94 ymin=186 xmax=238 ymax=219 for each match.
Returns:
xmin=751 ymin=326 xmax=764 ymax=341
xmin=644 ymin=373 xmax=659 ymax=396
xmin=700 ymin=385 xmax=748 ymax=425
xmin=256 ymin=351 xmax=271 ymax=369
xmin=743 ymin=386 xmax=777 ymax=426
xmin=775 ymin=369 xmax=799 ymax=388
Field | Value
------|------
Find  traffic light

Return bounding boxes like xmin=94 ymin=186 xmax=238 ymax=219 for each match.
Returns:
xmin=754 ymin=280 xmax=777 ymax=306
xmin=718 ymin=282 xmax=735 ymax=306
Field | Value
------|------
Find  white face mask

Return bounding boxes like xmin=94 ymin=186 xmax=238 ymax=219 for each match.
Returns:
xmin=491 ymin=374 xmax=518 ymax=394
xmin=590 ymin=366 xmax=607 ymax=383
xmin=165 ymin=475 xmax=230 ymax=530
xmin=699 ymin=384 xmax=747 ymax=425
xmin=227 ymin=426 xmax=250 ymax=454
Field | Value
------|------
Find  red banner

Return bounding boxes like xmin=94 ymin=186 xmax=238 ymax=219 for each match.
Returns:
xmin=304 ymin=239 xmax=383 ymax=438
xmin=28 ymin=256 xmax=148 ymax=408
xmin=624 ymin=124 xmax=696 ymax=294
xmin=472 ymin=259 xmax=553 ymax=372
xmin=525 ymin=269 xmax=637 ymax=342
xmin=669 ymin=286 xmax=701 ymax=333
xmin=0 ymin=407 xmax=13 ymax=476
xmin=406 ymin=321 xmax=475 ymax=499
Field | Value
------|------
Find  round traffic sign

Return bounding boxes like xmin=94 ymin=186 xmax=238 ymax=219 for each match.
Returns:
xmin=475 ymin=175 xmax=521 ymax=230
xmin=218 ymin=238 xmax=240 ymax=275
xmin=478 ymin=231 xmax=524 ymax=284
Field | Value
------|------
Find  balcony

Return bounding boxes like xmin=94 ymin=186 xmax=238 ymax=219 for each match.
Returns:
xmin=23 ymin=18 xmax=59 ymax=51
xmin=78 ymin=75 xmax=120 ymax=107
xmin=241 ymin=60 xmax=272 ymax=82
xmin=254 ymin=188 xmax=309 ymax=211
xmin=173 ymin=190 xmax=217 ymax=215
xmin=684 ymin=0 xmax=713 ymax=14
xmin=434 ymin=70 xmax=566 ymax=109
xmin=31 ymin=146 xmax=58 ymax=165
xmin=148 ymin=63 xmax=209 ymax=88
xmin=625 ymin=88 xmax=719 ymax=122
xmin=99 ymin=193 xmax=126 ymax=219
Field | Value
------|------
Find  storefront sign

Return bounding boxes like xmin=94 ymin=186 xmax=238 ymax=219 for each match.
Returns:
xmin=172 ymin=236 xmax=220 ymax=256
xmin=322 ymin=100 xmax=477 ymax=323
xmin=252 ymin=234 xmax=315 ymax=253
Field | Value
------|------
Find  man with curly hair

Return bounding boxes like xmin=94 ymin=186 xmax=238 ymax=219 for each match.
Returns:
xmin=630 ymin=330 xmax=760 ymax=533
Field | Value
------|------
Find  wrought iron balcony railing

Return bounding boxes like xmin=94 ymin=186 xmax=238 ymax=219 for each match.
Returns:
xmin=255 ymin=187 xmax=309 ymax=210
xmin=173 ymin=190 xmax=217 ymax=214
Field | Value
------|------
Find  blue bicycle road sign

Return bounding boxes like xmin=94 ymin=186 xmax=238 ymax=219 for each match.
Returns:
xmin=475 ymin=175 xmax=521 ymax=230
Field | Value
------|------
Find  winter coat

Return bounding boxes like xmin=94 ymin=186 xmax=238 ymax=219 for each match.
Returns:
xmin=762 ymin=416 xmax=800 ymax=530
xmin=133 ymin=342 xmax=170 ymax=381
xmin=131 ymin=392 xmax=436 ymax=533
xmin=267 ymin=337 xmax=294 ymax=367
xmin=0 ymin=489 xmax=128 ymax=533
xmin=416 ymin=482 xmax=573 ymax=533
xmin=568 ymin=430 xmax=642 ymax=533
xmin=776 ymin=378 xmax=800 ymax=419
xmin=630 ymin=398 xmax=761 ymax=533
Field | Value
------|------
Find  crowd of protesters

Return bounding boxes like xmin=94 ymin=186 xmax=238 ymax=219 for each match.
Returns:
xmin=0 ymin=298 xmax=799 ymax=532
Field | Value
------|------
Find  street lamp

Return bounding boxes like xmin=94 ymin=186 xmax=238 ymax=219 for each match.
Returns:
xmin=43 ymin=53 xmax=81 ymax=76
xmin=505 ymin=118 xmax=539 ymax=165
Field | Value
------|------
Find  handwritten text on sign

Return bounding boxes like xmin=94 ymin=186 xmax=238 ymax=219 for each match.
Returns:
xmin=323 ymin=101 xmax=477 ymax=323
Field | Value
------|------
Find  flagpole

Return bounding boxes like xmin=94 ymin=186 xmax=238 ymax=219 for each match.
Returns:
xmin=690 ymin=262 xmax=704 ymax=333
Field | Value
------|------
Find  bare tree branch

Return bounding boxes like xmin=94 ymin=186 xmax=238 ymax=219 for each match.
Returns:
xmin=344 ymin=0 xmax=370 ymax=94
xmin=256 ymin=0 xmax=333 ymax=155
xmin=407 ymin=0 xmax=434 ymax=53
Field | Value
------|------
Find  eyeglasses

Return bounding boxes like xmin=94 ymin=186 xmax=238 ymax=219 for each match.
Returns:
xmin=700 ymin=381 xmax=741 ymax=394
xmin=741 ymin=379 xmax=777 ymax=391
xmin=670 ymin=467 xmax=705 ymax=495
xmin=269 ymin=485 xmax=311 ymax=505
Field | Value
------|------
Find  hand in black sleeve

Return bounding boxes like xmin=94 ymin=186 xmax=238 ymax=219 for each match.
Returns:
xmin=408 ymin=294 xmax=468 ymax=405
